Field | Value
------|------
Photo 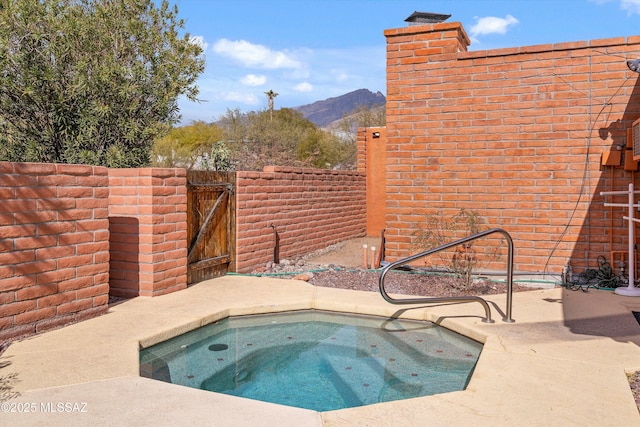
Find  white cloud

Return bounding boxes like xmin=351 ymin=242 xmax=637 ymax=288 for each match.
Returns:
xmin=329 ymin=69 xmax=349 ymax=82
xmin=190 ymin=35 xmax=208 ymax=52
xmin=470 ymin=15 xmax=519 ymax=37
xmin=240 ymin=74 xmax=266 ymax=86
xmin=222 ymin=92 xmax=260 ymax=105
xmin=213 ymin=38 xmax=302 ymax=69
xmin=294 ymin=82 xmax=313 ymax=92
xmin=621 ymin=0 xmax=640 ymax=14
xmin=589 ymin=0 xmax=640 ymax=15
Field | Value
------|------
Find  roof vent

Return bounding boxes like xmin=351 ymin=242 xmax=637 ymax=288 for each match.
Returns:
xmin=405 ymin=11 xmax=451 ymax=25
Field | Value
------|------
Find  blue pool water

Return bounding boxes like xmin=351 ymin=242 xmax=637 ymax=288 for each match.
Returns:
xmin=139 ymin=310 xmax=482 ymax=412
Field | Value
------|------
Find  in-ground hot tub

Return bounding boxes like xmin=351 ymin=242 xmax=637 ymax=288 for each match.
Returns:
xmin=140 ymin=310 xmax=482 ymax=412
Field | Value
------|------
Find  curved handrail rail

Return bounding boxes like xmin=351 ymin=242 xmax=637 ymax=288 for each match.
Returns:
xmin=379 ymin=228 xmax=515 ymax=323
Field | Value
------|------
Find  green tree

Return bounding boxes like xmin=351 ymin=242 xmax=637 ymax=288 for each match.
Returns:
xmin=333 ymin=104 xmax=386 ymax=142
xmin=0 ymin=0 xmax=204 ymax=167
xmin=216 ymin=107 xmax=358 ymax=170
xmin=151 ymin=121 xmax=225 ymax=169
xmin=218 ymin=107 xmax=313 ymax=170
xmin=318 ymin=104 xmax=385 ymax=169
xmin=297 ymin=128 xmax=354 ymax=169
xmin=201 ymin=141 xmax=232 ymax=171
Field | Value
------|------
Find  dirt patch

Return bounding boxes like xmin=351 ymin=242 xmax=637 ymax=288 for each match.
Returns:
xmin=302 ymin=236 xmax=382 ymax=269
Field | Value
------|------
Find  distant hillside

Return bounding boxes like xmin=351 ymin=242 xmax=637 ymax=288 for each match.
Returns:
xmin=294 ymin=89 xmax=386 ymax=128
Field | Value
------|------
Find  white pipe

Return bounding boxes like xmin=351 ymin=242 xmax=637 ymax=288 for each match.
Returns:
xmin=628 ymin=183 xmax=634 ymax=289
xmin=614 ymin=183 xmax=640 ymax=296
xmin=371 ymin=246 xmax=376 ymax=269
xmin=362 ymin=244 xmax=368 ymax=269
xmin=600 ymin=190 xmax=640 ymax=195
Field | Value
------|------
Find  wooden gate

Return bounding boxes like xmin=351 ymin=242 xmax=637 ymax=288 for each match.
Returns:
xmin=186 ymin=171 xmax=236 ymax=284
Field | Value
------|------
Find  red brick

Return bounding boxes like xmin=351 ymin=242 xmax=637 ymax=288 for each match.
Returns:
xmin=0 ymin=265 xmax=14 ymax=280
xmin=13 ymin=162 xmax=56 ymax=175
xmin=14 ymin=307 xmax=57 ymax=325
xmin=0 ymin=291 xmax=15 ymax=305
xmin=16 ymin=283 xmax=58 ymax=301
xmin=36 ymin=268 xmax=76 ymax=285
xmin=58 ymin=277 xmax=93 ymax=292
xmin=35 ymin=245 xmax=75 ymax=261
xmin=2 ymin=300 xmax=37 ymax=316
xmin=57 ymin=298 xmax=93 ymax=315
xmin=15 ymin=235 xmax=57 ymax=250
xmin=37 ymin=291 xmax=76 ymax=308
xmin=92 ymin=294 xmax=109 ymax=306
xmin=0 ymin=275 xmax=35 ymax=292
xmin=77 ymin=283 xmax=109 ymax=300
xmin=0 ymin=224 xmax=36 ymax=239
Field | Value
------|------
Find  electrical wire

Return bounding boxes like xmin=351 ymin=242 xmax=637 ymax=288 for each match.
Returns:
xmin=542 ymin=59 xmax=633 ymax=275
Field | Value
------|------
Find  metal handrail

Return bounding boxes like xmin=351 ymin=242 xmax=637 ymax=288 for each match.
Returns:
xmin=379 ymin=228 xmax=515 ymax=323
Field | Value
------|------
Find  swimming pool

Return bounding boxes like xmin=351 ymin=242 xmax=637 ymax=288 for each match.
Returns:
xmin=139 ymin=310 xmax=482 ymax=412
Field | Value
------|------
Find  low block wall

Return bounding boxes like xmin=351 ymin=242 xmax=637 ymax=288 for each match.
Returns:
xmin=0 ymin=162 xmax=110 ymax=341
xmin=108 ymin=168 xmax=187 ymax=298
xmin=235 ymin=166 xmax=366 ymax=273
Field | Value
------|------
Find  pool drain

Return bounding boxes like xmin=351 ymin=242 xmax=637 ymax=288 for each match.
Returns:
xmin=208 ymin=343 xmax=229 ymax=351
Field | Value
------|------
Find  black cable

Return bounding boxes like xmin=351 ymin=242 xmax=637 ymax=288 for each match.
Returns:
xmin=563 ymin=255 xmax=623 ymax=291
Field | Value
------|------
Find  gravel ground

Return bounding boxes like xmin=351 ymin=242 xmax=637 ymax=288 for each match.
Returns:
xmin=306 ymin=267 xmax=527 ymax=296
xmin=630 ymin=371 xmax=640 ymax=411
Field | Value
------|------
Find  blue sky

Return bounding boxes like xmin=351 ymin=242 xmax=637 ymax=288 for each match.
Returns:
xmin=174 ymin=0 xmax=640 ymax=124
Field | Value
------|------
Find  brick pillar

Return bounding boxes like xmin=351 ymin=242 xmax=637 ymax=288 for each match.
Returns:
xmin=384 ymin=22 xmax=470 ymax=261
xmin=108 ymin=168 xmax=187 ymax=297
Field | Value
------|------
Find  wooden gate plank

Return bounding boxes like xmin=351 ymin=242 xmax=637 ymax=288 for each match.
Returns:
xmin=189 ymin=255 xmax=230 ymax=271
xmin=187 ymin=189 xmax=227 ymax=262
xmin=186 ymin=171 xmax=236 ymax=284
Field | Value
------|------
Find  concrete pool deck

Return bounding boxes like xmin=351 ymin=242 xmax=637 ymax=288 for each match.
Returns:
xmin=1 ymin=275 xmax=639 ymax=426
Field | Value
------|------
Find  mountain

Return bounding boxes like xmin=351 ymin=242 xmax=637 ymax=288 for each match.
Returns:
xmin=293 ymin=89 xmax=386 ymax=128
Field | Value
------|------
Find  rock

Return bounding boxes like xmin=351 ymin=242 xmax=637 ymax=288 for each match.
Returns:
xmin=293 ymin=272 xmax=313 ymax=281
xmin=296 ymin=259 xmax=305 ymax=267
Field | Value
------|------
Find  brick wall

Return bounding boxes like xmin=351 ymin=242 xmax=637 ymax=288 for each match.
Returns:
xmin=0 ymin=162 xmax=110 ymax=340
xmin=108 ymin=168 xmax=187 ymax=297
xmin=235 ymin=166 xmax=366 ymax=272
xmin=383 ymin=21 xmax=640 ymax=274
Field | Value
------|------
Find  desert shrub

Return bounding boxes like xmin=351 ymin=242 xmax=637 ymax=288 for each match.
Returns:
xmin=413 ymin=209 xmax=503 ymax=290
